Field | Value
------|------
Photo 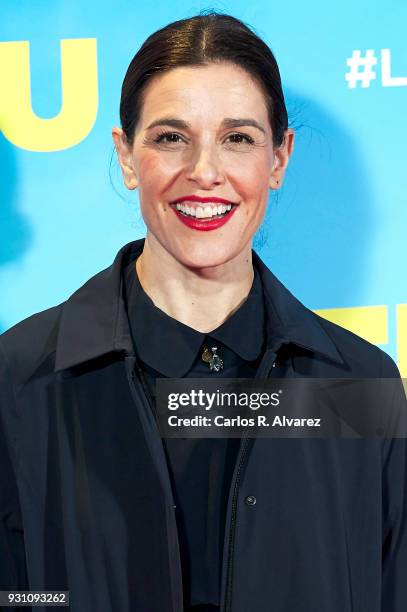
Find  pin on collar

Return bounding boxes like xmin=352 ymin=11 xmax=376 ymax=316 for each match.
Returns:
xmin=201 ymin=346 xmax=223 ymax=372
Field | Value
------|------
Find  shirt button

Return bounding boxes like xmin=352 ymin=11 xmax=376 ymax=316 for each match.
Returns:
xmin=244 ymin=495 xmax=257 ymax=506
xmin=272 ymin=361 xmax=276 ymax=368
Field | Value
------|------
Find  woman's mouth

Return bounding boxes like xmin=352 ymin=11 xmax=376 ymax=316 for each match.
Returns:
xmin=169 ymin=201 xmax=239 ymax=231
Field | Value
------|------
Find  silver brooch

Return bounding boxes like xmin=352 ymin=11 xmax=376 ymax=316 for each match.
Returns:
xmin=201 ymin=346 xmax=223 ymax=372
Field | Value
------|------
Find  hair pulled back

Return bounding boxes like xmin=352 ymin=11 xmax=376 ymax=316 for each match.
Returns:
xmin=119 ymin=11 xmax=288 ymax=148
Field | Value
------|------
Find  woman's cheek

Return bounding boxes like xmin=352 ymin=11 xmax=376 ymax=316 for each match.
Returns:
xmin=150 ymin=148 xmax=186 ymax=170
xmin=137 ymin=154 xmax=161 ymax=184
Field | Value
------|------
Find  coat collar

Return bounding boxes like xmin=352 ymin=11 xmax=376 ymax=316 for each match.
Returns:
xmin=125 ymin=257 xmax=265 ymax=377
xmin=54 ymin=238 xmax=345 ymax=372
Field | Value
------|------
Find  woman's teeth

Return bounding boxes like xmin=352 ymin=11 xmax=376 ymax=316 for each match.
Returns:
xmin=175 ymin=202 xmax=232 ymax=219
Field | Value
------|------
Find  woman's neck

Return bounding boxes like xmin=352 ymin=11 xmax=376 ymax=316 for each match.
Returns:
xmin=135 ymin=234 xmax=254 ymax=333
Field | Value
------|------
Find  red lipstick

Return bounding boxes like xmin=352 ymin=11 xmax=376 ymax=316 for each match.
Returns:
xmin=169 ymin=195 xmax=239 ymax=232
xmin=172 ymin=195 xmax=237 ymax=205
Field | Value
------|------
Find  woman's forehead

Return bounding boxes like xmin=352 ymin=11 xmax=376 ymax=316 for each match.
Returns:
xmin=138 ymin=64 xmax=269 ymax=126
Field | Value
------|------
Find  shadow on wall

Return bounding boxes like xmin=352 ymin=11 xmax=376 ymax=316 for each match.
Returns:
xmin=254 ymin=88 xmax=374 ymax=310
xmin=0 ymin=132 xmax=32 ymax=333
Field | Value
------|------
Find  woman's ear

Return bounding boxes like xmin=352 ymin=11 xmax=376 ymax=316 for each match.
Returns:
xmin=111 ymin=127 xmax=139 ymax=190
xmin=269 ymin=128 xmax=295 ymax=190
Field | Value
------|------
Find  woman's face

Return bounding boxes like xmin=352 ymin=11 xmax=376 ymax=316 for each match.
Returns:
xmin=113 ymin=62 xmax=294 ymax=269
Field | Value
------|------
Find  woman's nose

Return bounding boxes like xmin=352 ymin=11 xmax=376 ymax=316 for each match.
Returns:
xmin=185 ymin=145 xmax=224 ymax=187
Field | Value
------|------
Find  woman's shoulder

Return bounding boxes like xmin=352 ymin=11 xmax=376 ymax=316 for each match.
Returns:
xmin=0 ymin=241 xmax=142 ymax=386
xmin=312 ymin=309 xmax=401 ymax=378
xmin=0 ymin=266 xmax=103 ymax=384
xmin=258 ymin=257 xmax=400 ymax=379
xmin=0 ymin=302 xmax=64 ymax=386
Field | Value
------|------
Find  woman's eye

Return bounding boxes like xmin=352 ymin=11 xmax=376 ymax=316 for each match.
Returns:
xmin=153 ymin=131 xmax=185 ymax=144
xmin=225 ymin=133 xmax=255 ymax=145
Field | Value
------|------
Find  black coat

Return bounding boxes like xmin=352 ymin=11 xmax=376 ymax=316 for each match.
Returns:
xmin=0 ymin=238 xmax=406 ymax=612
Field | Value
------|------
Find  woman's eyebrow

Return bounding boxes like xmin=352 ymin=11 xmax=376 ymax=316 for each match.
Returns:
xmin=221 ymin=118 xmax=266 ymax=134
xmin=146 ymin=117 xmax=266 ymax=134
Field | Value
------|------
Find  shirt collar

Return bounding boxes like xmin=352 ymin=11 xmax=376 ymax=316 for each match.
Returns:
xmin=124 ymin=258 xmax=265 ymax=377
xmin=54 ymin=238 xmax=345 ymax=373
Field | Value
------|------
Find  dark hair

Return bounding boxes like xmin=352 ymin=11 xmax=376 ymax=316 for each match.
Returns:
xmin=119 ymin=10 xmax=288 ymax=148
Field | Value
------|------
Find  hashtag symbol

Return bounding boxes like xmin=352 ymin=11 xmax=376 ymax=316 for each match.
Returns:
xmin=345 ymin=50 xmax=377 ymax=88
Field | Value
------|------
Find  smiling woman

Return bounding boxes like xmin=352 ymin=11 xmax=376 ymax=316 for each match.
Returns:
xmin=0 ymin=9 xmax=406 ymax=612
xmin=112 ymin=55 xmax=293 ymax=330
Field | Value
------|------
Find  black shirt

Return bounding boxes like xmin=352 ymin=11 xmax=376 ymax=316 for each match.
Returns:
xmin=124 ymin=258 xmax=266 ymax=610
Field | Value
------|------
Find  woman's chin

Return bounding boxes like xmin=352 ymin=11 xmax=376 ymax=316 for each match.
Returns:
xmin=173 ymin=244 xmax=243 ymax=271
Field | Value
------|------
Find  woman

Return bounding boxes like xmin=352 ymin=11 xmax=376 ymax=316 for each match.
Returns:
xmin=0 ymin=11 xmax=406 ymax=612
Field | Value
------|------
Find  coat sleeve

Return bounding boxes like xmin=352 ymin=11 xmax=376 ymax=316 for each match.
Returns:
xmin=380 ymin=351 xmax=407 ymax=611
xmin=0 ymin=339 xmax=30 ymax=604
